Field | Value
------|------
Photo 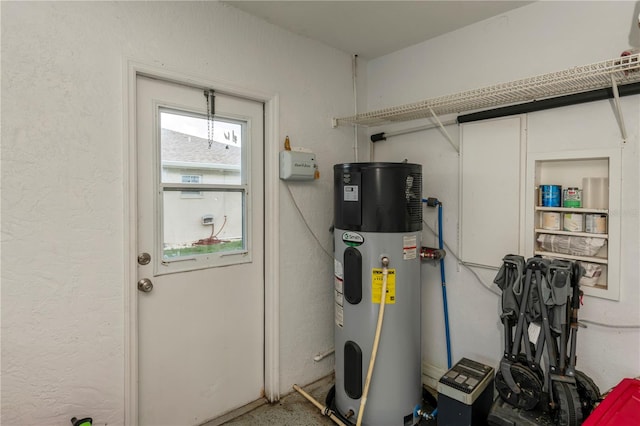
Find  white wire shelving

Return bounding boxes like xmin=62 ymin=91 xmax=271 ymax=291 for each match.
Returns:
xmin=332 ymin=53 xmax=640 ymax=128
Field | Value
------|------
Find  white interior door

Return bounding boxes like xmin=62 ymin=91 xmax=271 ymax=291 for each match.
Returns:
xmin=136 ymin=76 xmax=264 ymax=425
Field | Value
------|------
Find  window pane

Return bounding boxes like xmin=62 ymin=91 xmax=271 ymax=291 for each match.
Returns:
xmin=162 ymin=189 xmax=244 ymax=260
xmin=160 ymin=110 xmax=242 ymax=185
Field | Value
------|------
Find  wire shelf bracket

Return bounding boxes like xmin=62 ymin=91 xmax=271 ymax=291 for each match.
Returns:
xmin=332 ymin=54 xmax=640 ymax=139
xmin=610 ymin=75 xmax=628 ymax=143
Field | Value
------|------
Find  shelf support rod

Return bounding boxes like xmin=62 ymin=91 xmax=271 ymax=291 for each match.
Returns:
xmin=427 ymin=106 xmax=459 ymax=152
xmin=610 ymin=75 xmax=627 ymax=144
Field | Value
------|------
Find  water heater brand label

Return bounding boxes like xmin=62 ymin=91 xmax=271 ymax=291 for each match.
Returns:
xmin=371 ymin=269 xmax=396 ymax=304
xmin=343 ymin=185 xmax=359 ymax=201
xmin=342 ymin=231 xmax=364 ymax=246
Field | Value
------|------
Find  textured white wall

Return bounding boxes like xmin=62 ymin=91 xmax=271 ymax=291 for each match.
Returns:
xmin=368 ymin=1 xmax=640 ymax=392
xmin=1 ymin=1 xmax=358 ymax=424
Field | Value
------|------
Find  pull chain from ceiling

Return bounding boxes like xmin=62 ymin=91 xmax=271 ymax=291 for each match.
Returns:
xmin=204 ymin=89 xmax=216 ymax=149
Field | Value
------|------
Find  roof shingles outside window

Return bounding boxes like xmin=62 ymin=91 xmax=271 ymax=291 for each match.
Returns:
xmin=161 ymin=129 xmax=241 ymax=166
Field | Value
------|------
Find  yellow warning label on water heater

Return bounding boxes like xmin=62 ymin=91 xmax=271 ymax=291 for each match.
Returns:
xmin=371 ymin=268 xmax=396 ymax=304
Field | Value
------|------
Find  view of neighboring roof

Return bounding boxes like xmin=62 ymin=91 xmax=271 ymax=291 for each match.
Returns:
xmin=161 ymin=128 xmax=241 ymax=166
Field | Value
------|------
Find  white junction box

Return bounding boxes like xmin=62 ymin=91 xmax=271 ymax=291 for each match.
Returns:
xmin=279 ymin=150 xmax=317 ymax=181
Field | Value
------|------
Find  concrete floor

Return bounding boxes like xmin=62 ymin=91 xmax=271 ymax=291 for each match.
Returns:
xmin=204 ymin=375 xmax=335 ymax=426
xmin=203 ymin=375 xmax=439 ymax=426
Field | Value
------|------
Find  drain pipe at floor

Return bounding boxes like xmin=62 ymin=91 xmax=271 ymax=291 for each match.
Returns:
xmin=292 ymin=384 xmax=347 ymax=426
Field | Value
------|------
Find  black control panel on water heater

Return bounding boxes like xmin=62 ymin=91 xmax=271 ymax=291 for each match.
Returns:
xmin=333 ymin=162 xmax=422 ymax=233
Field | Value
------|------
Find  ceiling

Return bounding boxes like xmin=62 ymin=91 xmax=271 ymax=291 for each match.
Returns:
xmin=224 ymin=1 xmax=534 ymax=60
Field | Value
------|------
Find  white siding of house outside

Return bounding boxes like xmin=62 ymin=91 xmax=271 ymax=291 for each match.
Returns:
xmin=163 ymin=167 xmax=243 ymax=247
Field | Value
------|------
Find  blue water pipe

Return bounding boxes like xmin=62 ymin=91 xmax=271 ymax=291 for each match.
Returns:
xmin=423 ymin=197 xmax=452 ymax=369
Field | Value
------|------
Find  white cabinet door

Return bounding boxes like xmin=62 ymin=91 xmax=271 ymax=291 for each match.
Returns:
xmin=460 ymin=116 xmax=526 ymax=267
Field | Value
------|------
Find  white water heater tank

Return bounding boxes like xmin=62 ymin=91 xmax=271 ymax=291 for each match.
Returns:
xmin=333 ymin=162 xmax=423 ymax=426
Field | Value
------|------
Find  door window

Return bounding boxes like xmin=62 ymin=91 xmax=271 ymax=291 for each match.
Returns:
xmin=158 ymin=108 xmax=249 ymax=273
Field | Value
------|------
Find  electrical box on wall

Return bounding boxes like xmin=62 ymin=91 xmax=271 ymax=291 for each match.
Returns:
xmin=279 ymin=150 xmax=317 ymax=181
